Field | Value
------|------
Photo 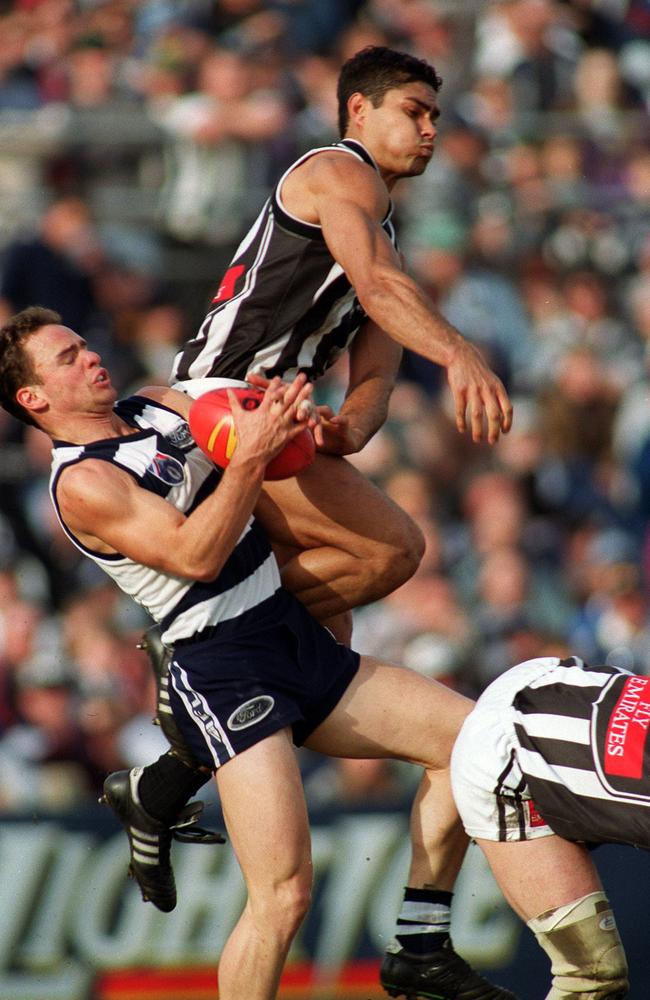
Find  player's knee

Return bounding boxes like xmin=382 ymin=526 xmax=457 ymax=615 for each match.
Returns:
xmin=396 ymin=516 xmax=426 ymax=578
xmin=528 ymin=891 xmax=629 ymax=1000
xmin=276 ymin=875 xmax=312 ymax=938
xmin=372 ymin=515 xmax=425 ymax=590
xmin=254 ymin=871 xmax=312 ymax=940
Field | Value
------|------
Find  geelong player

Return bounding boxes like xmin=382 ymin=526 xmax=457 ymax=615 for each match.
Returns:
xmin=450 ymin=655 xmax=645 ymax=1000
xmin=0 ymin=308 xmax=517 ymax=1000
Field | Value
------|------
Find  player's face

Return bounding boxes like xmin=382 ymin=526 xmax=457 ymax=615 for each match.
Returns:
xmin=357 ymin=82 xmax=440 ymax=182
xmin=23 ymin=324 xmax=115 ymax=416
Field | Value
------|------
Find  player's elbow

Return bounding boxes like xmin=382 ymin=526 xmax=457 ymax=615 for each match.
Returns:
xmin=171 ymin=552 xmax=222 ymax=583
xmin=191 ymin=565 xmax=220 ymax=583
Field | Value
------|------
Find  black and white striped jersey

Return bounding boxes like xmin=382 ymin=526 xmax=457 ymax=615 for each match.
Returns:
xmin=170 ymin=139 xmax=398 ymax=385
xmin=49 ymin=395 xmax=281 ymax=645
xmin=513 ymin=657 xmax=650 ymax=849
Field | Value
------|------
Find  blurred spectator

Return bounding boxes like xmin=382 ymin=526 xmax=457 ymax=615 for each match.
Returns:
xmin=53 ymin=31 xmax=162 ymax=210
xmin=151 ymin=44 xmax=291 ymax=246
xmin=124 ymin=302 xmax=188 ymax=386
xmin=0 ymin=0 xmax=649 ymax=810
xmin=467 ymin=544 xmax=572 ymax=690
xmin=475 ymin=0 xmax=579 ymax=113
xmin=568 ymin=527 xmax=650 ymax=673
xmin=0 ymin=195 xmax=103 ymax=333
xmin=290 ymin=54 xmax=340 ymax=150
xmin=405 ymin=210 xmax=534 ymax=391
xmin=0 ymin=9 xmax=44 ymax=111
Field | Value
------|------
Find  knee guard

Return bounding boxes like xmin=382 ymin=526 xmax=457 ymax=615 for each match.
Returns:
xmin=527 ymin=891 xmax=629 ymax=1000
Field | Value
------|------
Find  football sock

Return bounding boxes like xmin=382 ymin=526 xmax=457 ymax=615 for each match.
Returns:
xmin=394 ymin=887 xmax=453 ymax=955
xmin=138 ymin=751 xmax=209 ymax=825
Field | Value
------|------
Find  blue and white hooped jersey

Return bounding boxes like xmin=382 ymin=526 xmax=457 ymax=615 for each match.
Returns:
xmin=49 ymin=395 xmax=281 ymax=645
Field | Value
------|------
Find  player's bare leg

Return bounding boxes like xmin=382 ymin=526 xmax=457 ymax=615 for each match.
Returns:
xmin=477 ymin=837 xmax=628 ymax=999
xmin=215 ymin=729 xmax=313 ymax=1000
xmin=304 ymin=658 xmax=472 ymax=889
xmin=255 ymin=453 xmax=425 ymax=624
xmin=477 ymin=837 xmax=602 ymax=922
xmin=305 ymin=658 xmax=517 ymax=1000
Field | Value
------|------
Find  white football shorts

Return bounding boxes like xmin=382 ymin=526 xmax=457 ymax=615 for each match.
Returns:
xmin=451 ymin=658 xmax=561 ymax=842
xmin=171 ymin=377 xmax=249 ymax=399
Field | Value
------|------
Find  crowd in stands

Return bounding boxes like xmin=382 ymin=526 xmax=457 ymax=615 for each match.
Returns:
xmin=0 ymin=0 xmax=649 ymax=811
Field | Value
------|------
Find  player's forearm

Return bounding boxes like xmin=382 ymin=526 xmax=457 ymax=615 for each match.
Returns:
xmin=340 ymin=319 xmax=401 ymax=447
xmin=175 ymin=457 xmax=266 ymax=581
xmin=357 ymin=270 xmax=467 ymax=368
xmin=339 ymin=374 xmax=393 ymax=448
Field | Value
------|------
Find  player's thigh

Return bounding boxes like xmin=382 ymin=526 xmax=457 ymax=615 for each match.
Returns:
xmin=304 ymin=656 xmax=473 ymax=769
xmin=255 ymin=452 xmax=421 ymax=558
xmin=215 ymin=728 xmax=312 ymax=890
xmin=476 ymin=835 xmax=603 ymax=923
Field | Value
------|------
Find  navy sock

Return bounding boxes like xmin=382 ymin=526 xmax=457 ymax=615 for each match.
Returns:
xmin=138 ymin=751 xmax=209 ymax=825
xmin=395 ymin=887 xmax=452 ymax=956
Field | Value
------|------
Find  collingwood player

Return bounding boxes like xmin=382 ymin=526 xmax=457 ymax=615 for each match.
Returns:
xmin=151 ymin=45 xmax=513 ymax=999
xmin=170 ymin=45 xmax=513 ymax=645
xmin=449 ymin=655 xmax=650 ymax=1000
xmin=0 ymin=307 xmax=518 ymax=1000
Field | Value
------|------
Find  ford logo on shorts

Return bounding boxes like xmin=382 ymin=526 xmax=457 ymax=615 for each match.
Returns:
xmin=227 ymin=695 xmax=275 ymax=731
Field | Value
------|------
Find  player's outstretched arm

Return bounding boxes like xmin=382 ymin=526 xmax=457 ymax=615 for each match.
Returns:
xmin=309 ymin=155 xmax=513 ymax=443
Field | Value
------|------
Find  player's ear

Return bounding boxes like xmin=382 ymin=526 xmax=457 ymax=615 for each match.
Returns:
xmin=15 ymin=384 xmax=48 ymax=418
xmin=347 ymin=91 xmax=369 ymax=128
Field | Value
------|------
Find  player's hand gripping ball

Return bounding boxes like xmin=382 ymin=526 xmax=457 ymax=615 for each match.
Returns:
xmin=189 ymin=386 xmax=316 ymax=480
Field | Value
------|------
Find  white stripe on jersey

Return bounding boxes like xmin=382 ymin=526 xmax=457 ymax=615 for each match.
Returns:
xmin=311 ymin=260 xmax=348 ymax=303
xmin=527 ymin=665 xmax=618 ymax=690
xmin=519 ymin=712 xmax=591 ymax=744
xmin=519 ymin=745 xmax=650 ymax=807
xmin=517 ymin=747 xmax=606 ymax=796
xmin=295 ymin=289 xmax=357 ymax=369
xmin=234 ymin=200 xmax=268 ymax=258
xmin=164 ymin=550 xmax=281 ymax=645
xmin=113 ymin=436 xmax=157 ymax=477
xmin=185 ymin=209 xmax=276 ymax=381
xmin=132 ymin=400 xmax=187 ymax=436
xmin=245 ymin=330 xmax=295 ymax=377
xmin=249 ymin=264 xmax=355 ymax=376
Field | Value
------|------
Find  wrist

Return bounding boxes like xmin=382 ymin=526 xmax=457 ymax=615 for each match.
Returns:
xmin=226 ymin=453 xmax=267 ymax=481
xmin=444 ymin=335 xmax=470 ymax=369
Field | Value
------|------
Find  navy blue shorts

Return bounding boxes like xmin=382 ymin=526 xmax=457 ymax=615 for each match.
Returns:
xmin=168 ymin=590 xmax=360 ymax=770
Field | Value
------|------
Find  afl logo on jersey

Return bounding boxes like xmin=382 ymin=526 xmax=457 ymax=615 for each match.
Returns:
xmin=148 ymin=451 xmax=185 ymax=485
xmin=167 ymin=421 xmax=193 ymax=449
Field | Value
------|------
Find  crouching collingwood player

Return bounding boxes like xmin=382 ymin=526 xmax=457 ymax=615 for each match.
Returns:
xmin=450 ymin=654 xmax=650 ymax=1000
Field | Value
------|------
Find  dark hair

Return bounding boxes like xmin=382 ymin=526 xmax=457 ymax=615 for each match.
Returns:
xmin=337 ymin=46 xmax=442 ymax=137
xmin=0 ymin=306 xmax=62 ymax=425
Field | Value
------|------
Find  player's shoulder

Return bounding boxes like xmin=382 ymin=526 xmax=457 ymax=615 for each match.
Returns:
xmin=298 ymin=150 xmax=388 ymax=221
xmin=300 ymin=145 xmax=381 ymax=190
xmin=57 ymin=455 xmax=124 ymax=506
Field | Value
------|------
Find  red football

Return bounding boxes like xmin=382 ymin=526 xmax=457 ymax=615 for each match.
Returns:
xmin=189 ymin=386 xmax=316 ymax=481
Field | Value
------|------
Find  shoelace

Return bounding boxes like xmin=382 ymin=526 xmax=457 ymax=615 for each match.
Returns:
xmin=172 ymin=825 xmax=226 ymax=844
